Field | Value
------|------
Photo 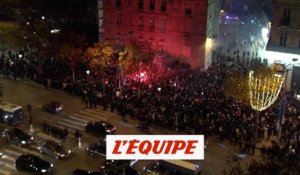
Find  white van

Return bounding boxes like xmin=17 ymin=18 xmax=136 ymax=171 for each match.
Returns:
xmin=0 ymin=101 xmax=24 ymax=125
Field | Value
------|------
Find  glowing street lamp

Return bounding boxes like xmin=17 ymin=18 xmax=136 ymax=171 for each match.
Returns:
xmin=157 ymin=87 xmax=161 ymax=92
xmin=86 ymin=70 xmax=90 ymax=75
xmin=18 ymin=54 xmax=22 ymax=58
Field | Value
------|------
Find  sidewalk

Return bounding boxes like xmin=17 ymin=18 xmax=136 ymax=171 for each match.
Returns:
xmin=0 ymin=76 xmax=76 ymax=98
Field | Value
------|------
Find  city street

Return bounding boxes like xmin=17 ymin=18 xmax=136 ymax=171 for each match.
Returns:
xmin=0 ymin=78 xmax=242 ymax=175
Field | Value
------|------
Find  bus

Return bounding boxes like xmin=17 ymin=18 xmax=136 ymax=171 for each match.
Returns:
xmin=144 ymin=160 xmax=201 ymax=175
xmin=0 ymin=101 xmax=24 ymax=125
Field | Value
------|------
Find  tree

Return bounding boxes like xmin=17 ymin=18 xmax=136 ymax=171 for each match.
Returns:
xmin=223 ymin=74 xmax=250 ymax=107
xmin=0 ymin=21 xmax=23 ymax=51
xmin=85 ymin=41 xmax=115 ymax=69
xmin=120 ymin=42 xmax=155 ymax=97
xmin=58 ymin=33 xmax=87 ymax=82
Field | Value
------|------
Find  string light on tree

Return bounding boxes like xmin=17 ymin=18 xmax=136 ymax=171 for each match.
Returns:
xmin=248 ymin=70 xmax=284 ymax=111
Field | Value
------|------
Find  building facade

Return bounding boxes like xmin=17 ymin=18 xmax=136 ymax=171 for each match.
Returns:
xmin=98 ymin=0 xmax=209 ymax=69
xmin=265 ymin=0 xmax=300 ymax=91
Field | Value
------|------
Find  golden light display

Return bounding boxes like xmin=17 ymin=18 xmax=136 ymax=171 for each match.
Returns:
xmin=248 ymin=70 xmax=284 ymax=111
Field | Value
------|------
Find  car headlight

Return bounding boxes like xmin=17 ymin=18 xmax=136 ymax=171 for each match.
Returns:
xmin=41 ymin=169 xmax=47 ymax=173
xmin=4 ymin=115 xmax=8 ymax=119
xmin=21 ymin=140 xmax=26 ymax=144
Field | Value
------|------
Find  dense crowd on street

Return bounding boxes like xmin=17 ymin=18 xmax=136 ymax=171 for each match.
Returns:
xmin=1 ymin=50 xmax=299 ymax=174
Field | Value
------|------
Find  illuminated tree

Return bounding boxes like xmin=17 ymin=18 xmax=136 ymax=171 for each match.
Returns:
xmin=85 ymin=41 xmax=115 ymax=69
xmin=224 ymin=74 xmax=250 ymax=106
xmin=248 ymin=66 xmax=284 ymax=111
xmin=119 ymin=42 xmax=154 ymax=97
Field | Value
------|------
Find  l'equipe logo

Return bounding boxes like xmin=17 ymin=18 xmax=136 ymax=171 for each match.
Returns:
xmin=106 ymin=135 xmax=204 ymax=160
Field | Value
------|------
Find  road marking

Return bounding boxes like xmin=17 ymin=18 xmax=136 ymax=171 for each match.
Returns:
xmin=73 ymin=113 xmax=107 ymax=121
xmin=92 ymin=108 xmax=117 ymax=116
xmin=68 ymin=115 xmax=88 ymax=123
xmin=4 ymin=150 xmax=21 ymax=157
xmin=9 ymin=145 xmax=40 ymax=156
xmin=84 ymin=109 xmax=117 ymax=118
xmin=0 ymin=168 xmax=12 ymax=175
xmin=57 ymin=121 xmax=84 ymax=132
xmin=1 ymin=155 xmax=15 ymax=162
xmin=61 ymin=118 xmax=86 ymax=127
xmin=3 ymin=162 xmax=15 ymax=170
xmin=79 ymin=111 xmax=110 ymax=120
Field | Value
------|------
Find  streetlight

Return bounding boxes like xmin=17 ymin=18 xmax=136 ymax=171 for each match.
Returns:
xmin=86 ymin=70 xmax=90 ymax=75
xmin=157 ymin=87 xmax=161 ymax=92
xmin=18 ymin=54 xmax=22 ymax=59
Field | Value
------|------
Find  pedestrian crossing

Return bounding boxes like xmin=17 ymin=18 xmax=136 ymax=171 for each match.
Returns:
xmin=55 ymin=108 xmax=119 ymax=138
xmin=0 ymin=144 xmax=43 ymax=175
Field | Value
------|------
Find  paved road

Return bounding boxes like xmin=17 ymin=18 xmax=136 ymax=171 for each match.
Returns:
xmin=0 ymin=78 xmax=243 ymax=175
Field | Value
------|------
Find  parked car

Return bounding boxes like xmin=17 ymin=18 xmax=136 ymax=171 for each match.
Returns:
xmin=42 ymin=101 xmax=63 ymax=114
xmin=38 ymin=140 xmax=71 ymax=159
xmin=15 ymin=154 xmax=53 ymax=174
xmin=71 ymin=169 xmax=103 ymax=175
xmin=1 ymin=128 xmax=33 ymax=146
xmin=85 ymin=121 xmax=116 ymax=137
xmin=87 ymin=141 xmax=106 ymax=157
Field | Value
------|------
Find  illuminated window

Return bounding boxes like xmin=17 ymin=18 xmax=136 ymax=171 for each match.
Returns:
xmin=279 ymin=31 xmax=287 ymax=47
xmin=150 ymin=16 xmax=154 ymax=29
xmin=139 ymin=16 xmax=144 ymax=28
xmin=116 ymin=0 xmax=121 ymax=7
xmin=150 ymin=0 xmax=155 ymax=10
xmin=117 ymin=13 xmax=122 ymax=25
xmin=138 ymin=0 xmax=144 ymax=9
xmin=161 ymin=0 xmax=166 ymax=11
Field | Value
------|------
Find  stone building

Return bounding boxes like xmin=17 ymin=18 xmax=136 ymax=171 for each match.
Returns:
xmin=266 ymin=0 xmax=300 ymax=91
xmin=98 ymin=0 xmax=219 ymax=69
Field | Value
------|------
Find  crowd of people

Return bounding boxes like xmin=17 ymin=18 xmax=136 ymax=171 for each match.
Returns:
xmin=1 ymin=50 xmax=299 ymax=173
